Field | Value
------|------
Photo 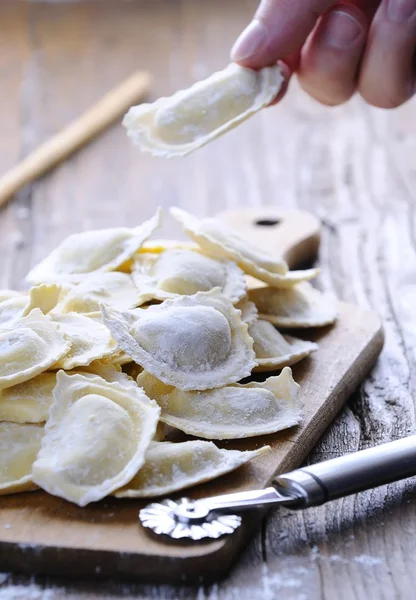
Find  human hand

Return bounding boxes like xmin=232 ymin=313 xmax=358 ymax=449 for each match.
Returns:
xmin=231 ymin=1 xmax=416 ymax=108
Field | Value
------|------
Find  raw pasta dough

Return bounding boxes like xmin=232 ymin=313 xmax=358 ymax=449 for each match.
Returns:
xmin=52 ymin=313 xmax=118 ymax=370
xmin=235 ymin=298 xmax=258 ymax=326
xmin=102 ymin=291 xmax=256 ymax=391
xmin=248 ymin=282 xmax=338 ymax=328
xmin=26 ymin=208 xmax=161 ymax=284
xmin=76 ymin=361 xmax=138 ymax=389
xmin=0 ymin=372 xmax=56 ymax=423
xmin=115 ymin=441 xmax=269 ymax=498
xmin=54 ymin=272 xmax=140 ymax=314
xmin=132 ymin=249 xmax=247 ymax=304
xmin=123 ymin=63 xmax=283 ymax=157
xmin=250 ymin=319 xmax=318 ymax=372
xmin=171 ymin=207 xmax=319 ymax=286
xmin=0 ymin=309 xmax=70 ymax=390
xmin=0 ymin=290 xmax=25 ymax=302
xmin=137 ymin=367 xmax=302 ymax=439
xmin=0 ymin=295 xmax=28 ymax=327
xmin=139 ymin=240 xmax=198 ymax=253
xmin=0 ymin=422 xmax=44 ymax=494
xmin=32 ymin=372 xmax=160 ymax=506
xmin=0 ymin=284 xmax=62 ymax=328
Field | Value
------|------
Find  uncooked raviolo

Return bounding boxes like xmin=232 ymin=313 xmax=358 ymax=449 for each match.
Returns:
xmin=102 ymin=291 xmax=256 ymax=391
xmin=171 ymin=207 xmax=318 ymax=286
xmin=249 ymin=319 xmax=318 ymax=372
xmin=0 ymin=309 xmax=70 ymax=391
xmin=137 ymin=367 xmax=302 ymax=439
xmin=123 ymin=63 xmax=284 ymax=157
xmin=132 ymin=248 xmax=246 ymax=304
xmin=0 ymin=422 xmax=44 ymax=494
xmin=248 ymin=282 xmax=338 ymax=328
xmin=26 ymin=208 xmax=161 ymax=284
xmin=115 ymin=441 xmax=269 ymax=498
xmin=32 ymin=372 xmax=160 ymax=506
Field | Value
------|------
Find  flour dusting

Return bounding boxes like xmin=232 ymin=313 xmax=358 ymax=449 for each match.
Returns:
xmin=354 ymin=554 xmax=383 ymax=567
xmin=0 ymin=583 xmax=55 ymax=600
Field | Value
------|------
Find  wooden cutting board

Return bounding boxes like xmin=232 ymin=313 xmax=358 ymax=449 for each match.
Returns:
xmin=0 ymin=209 xmax=384 ymax=583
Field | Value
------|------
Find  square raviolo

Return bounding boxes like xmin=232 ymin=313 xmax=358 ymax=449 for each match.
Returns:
xmin=101 ymin=290 xmax=256 ymax=391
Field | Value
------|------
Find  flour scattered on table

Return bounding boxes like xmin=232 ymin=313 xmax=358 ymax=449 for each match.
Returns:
xmin=0 ymin=207 xmax=337 ymax=506
xmin=354 ymin=554 xmax=383 ymax=567
xmin=0 ymin=583 xmax=55 ymax=600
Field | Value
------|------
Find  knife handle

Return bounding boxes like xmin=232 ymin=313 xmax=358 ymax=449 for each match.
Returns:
xmin=273 ymin=435 xmax=416 ymax=508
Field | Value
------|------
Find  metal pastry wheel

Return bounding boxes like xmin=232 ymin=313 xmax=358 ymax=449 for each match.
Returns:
xmin=139 ymin=435 xmax=416 ymax=540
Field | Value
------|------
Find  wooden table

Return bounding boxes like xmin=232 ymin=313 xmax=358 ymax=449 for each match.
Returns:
xmin=1 ymin=1 xmax=415 ymax=598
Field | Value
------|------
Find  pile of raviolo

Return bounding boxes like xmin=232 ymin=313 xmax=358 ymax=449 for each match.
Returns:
xmin=0 ymin=207 xmax=337 ymax=506
xmin=0 ymin=66 xmax=337 ymax=507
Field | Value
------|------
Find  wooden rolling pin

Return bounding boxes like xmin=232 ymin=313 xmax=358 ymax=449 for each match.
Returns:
xmin=0 ymin=70 xmax=152 ymax=207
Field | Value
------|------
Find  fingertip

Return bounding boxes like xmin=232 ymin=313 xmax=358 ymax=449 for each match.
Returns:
xmin=269 ymin=61 xmax=293 ymax=105
xmin=297 ymin=5 xmax=367 ymax=106
xmin=230 ymin=19 xmax=270 ymax=65
xmin=358 ymin=0 xmax=416 ymax=110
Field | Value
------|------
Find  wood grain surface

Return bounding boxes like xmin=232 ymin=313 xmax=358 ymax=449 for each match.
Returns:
xmin=0 ymin=1 xmax=415 ymax=599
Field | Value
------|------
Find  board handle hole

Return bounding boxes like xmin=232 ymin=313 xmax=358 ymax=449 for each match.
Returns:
xmin=255 ymin=218 xmax=281 ymax=227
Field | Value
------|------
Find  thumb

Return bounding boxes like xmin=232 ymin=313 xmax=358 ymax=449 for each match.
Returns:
xmin=231 ymin=0 xmax=340 ymax=68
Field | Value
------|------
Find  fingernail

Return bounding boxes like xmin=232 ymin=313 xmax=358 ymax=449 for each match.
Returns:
xmin=322 ymin=10 xmax=363 ymax=49
xmin=231 ymin=20 xmax=269 ymax=61
xmin=388 ymin=0 xmax=416 ymax=22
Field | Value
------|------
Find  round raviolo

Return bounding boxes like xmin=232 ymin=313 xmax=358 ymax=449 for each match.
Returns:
xmin=101 ymin=291 xmax=256 ymax=391
xmin=171 ymin=207 xmax=320 ymax=287
xmin=139 ymin=239 xmax=198 ymax=254
xmin=26 ymin=208 xmax=161 ymax=285
xmin=32 ymin=372 xmax=160 ymax=506
xmin=137 ymin=367 xmax=302 ymax=439
xmin=0 ymin=284 xmax=62 ymax=328
xmin=249 ymin=320 xmax=318 ymax=372
xmin=0 ymin=296 xmax=28 ymax=327
xmin=0 ymin=290 xmax=26 ymax=302
xmin=171 ymin=208 xmax=321 ymax=287
xmin=0 ymin=422 xmax=44 ymax=495
xmin=115 ymin=441 xmax=269 ymax=498
xmin=0 ymin=309 xmax=70 ymax=391
xmin=123 ymin=63 xmax=284 ymax=157
xmin=132 ymin=249 xmax=246 ymax=305
xmin=55 ymin=272 xmax=140 ymax=314
xmin=76 ymin=361 xmax=138 ymax=389
xmin=0 ymin=372 xmax=57 ymax=423
xmin=248 ymin=282 xmax=338 ymax=328
xmin=52 ymin=313 xmax=119 ymax=370
xmin=23 ymin=284 xmax=63 ymax=316
xmin=235 ymin=298 xmax=258 ymax=326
